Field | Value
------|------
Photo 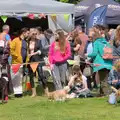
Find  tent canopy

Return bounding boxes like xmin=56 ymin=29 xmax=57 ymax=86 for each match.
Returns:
xmin=0 ymin=0 xmax=74 ymax=16
xmin=75 ymin=0 xmax=120 ymax=24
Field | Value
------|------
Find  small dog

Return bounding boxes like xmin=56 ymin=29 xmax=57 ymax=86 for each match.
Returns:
xmin=111 ymin=86 xmax=120 ymax=104
xmin=46 ymin=86 xmax=70 ymax=101
xmin=0 ymin=74 xmax=8 ymax=103
xmin=111 ymin=86 xmax=120 ymax=96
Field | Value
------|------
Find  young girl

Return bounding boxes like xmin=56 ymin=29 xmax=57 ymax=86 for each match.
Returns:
xmin=73 ymin=36 xmax=82 ymax=65
xmin=108 ymin=59 xmax=120 ymax=89
xmin=68 ymin=65 xmax=90 ymax=98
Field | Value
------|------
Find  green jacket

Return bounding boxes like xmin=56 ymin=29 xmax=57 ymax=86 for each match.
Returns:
xmin=88 ymin=37 xmax=113 ymax=72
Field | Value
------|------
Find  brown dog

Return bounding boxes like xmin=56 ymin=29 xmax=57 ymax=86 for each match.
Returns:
xmin=111 ymin=86 xmax=120 ymax=96
xmin=46 ymin=86 xmax=70 ymax=101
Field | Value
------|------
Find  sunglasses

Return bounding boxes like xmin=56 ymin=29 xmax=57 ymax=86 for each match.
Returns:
xmin=88 ymin=36 xmax=93 ymax=39
xmin=32 ymin=33 xmax=37 ymax=35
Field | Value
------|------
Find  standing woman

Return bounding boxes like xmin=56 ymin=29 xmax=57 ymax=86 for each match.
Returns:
xmin=73 ymin=35 xmax=82 ymax=65
xmin=113 ymin=25 xmax=120 ymax=63
xmin=49 ymin=29 xmax=71 ymax=90
xmin=85 ymin=28 xmax=112 ymax=96
xmin=28 ymin=29 xmax=48 ymax=97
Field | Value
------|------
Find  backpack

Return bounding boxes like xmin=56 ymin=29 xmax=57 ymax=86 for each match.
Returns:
xmin=101 ymin=42 xmax=113 ymax=60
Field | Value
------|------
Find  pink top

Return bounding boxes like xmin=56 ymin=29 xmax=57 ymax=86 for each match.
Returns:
xmin=49 ymin=41 xmax=71 ymax=64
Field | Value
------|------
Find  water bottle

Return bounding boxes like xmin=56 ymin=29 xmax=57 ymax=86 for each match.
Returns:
xmin=109 ymin=92 xmax=116 ymax=104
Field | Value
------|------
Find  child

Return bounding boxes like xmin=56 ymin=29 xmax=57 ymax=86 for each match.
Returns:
xmin=108 ymin=59 xmax=120 ymax=89
xmin=68 ymin=65 xmax=90 ymax=98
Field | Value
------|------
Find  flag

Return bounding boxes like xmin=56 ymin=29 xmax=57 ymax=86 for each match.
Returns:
xmin=11 ymin=64 xmax=21 ymax=74
xmin=1 ymin=16 xmax=8 ymax=23
xmin=64 ymin=14 xmax=70 ymax=22
xmin=39 ymin=13 xmax=46 ymax=19
xmin=16 ymin=16 xmax=22 ymax=21
xmin=87 ymin=5 xmax=108 ymax=29
xmin=28 ymin=14 xmax=35 ymax=19
xmin=51 ymin=14 xmax=57 ymax=22
xmin=30 ymin=63 xmax=39 ymax=73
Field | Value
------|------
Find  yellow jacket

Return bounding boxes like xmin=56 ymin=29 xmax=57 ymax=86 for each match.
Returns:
xmin=10 ymin=37 xmax=23 ymax=64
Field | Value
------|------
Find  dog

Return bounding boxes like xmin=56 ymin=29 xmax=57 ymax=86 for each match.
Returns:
xmin=111 ymin=86 xmax=120 ymax=96
xmin=46 ymin=86 xmax=70 ymax=101
xmin=0 ymin=74 xmax=8 ymax=103
xmin=111 ymin=86 xmax=120 ymax=104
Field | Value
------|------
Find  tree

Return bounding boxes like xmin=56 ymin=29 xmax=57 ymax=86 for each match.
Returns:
xmin=114 ymin=0 xmax=120 ymax=2
xmin=56 ymin=0 xmax=82 ymax=4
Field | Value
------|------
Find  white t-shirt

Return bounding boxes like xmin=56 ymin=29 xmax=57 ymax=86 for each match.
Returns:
xmin=82 ymin=75 xmax=87 ymax=88
xmin=72 ymin=75 xmax=87 ymax=88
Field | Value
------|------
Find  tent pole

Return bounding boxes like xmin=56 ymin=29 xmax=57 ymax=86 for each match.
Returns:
xmin=72 ymin=13 xmax=75 ymax=30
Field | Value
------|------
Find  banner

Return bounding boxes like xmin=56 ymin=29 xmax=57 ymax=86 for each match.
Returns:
xmin=87 ymin=5 xmax=108 ymax=29
xmin=1 ymin=16 xmax=8 ymax=23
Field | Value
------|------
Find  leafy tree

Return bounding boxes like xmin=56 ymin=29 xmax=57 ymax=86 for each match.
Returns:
xmin=57 ymin=0 xmax=120 ymax=4
xmin=57 ymin=0 xmax=82 ymax=4
xmin=114 ymin=0 xmax=120 ymax=2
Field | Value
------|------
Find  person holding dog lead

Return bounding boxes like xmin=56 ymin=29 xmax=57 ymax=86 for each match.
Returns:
xmin=49 ymin=29 xmax=71 ymax=90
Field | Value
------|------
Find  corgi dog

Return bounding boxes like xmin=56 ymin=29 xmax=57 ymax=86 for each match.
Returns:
xmin=111 ymin=86 xmax=120 ymax=96
xmin=46 ymin=86 xmax=70 ymax=101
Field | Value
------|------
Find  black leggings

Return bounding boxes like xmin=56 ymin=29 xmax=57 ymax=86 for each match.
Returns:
xmin=28 ymin=64 xmax=47 ymax=89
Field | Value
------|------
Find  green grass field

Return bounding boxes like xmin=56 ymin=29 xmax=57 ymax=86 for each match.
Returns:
xmin=0 ymin=95 xmax=120 ymax=120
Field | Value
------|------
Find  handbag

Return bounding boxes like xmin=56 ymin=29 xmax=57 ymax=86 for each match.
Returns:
xmin=103 ymin=45 xmax=113 ymax=60
xmin=83 ymin=65 xmax=92 ymax=77
xmin=100 ymin=42 xmax=113 ymax=60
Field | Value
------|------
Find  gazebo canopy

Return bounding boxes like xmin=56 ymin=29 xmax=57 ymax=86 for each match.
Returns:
xmin=0 ymin=0 xmax=74 ymax=16
xmin=75 ymin=0 xmax=120 ymax=24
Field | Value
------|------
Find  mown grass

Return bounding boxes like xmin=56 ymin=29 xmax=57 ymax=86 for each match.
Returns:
xmin=0 ymin=95 xmax=120 ymax=120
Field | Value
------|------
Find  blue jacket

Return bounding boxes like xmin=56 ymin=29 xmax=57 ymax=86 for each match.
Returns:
xmin=108 ymin=69 xmax=120 ymax=85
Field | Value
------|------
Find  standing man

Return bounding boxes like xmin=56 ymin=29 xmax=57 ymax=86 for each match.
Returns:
xmin=10 ymin=28 xmax=29 ymax=97
xmin=0 ymin=28 xmax=10 ymax=102
xmin=40 ymin=29 xmax=54 ymax=56
xmin=1 ymin=25 xmax=11 ymax=42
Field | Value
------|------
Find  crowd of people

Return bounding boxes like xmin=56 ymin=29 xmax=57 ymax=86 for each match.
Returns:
xmin=0 ymin=23 xmax=120 ymax=103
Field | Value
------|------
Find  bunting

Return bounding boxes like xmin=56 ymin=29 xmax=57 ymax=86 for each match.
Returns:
xmin=28 ymin=14 xmax=35 ymax=19
xmin=51 ymin=14 xmax=57 ymax=22
xmin=1 ymin=16 xmax=8 ymax=23
xmin=64 ymin=14 xmax=70 ymax=22
xmin=11 ymin=64 xmax=21 ymax=74
xmin=30 ymin=63 xmax=39 ymax=73
xmin=39 ymin=13 xmax=46 ymax=19
xmin=15 ymin=16 xmax=22 ymax=21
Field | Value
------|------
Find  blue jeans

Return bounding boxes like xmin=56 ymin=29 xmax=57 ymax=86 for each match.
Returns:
xmin=113 ymin=81 xmax=120 ymax=89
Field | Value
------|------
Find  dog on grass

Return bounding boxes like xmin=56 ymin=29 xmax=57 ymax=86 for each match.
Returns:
xmin=111 ymin=86 xmax=120 ymax=104
xmin=0 ymin=74 xmax=8 ymax=103
xmin=111 ymin=86 xmax=120 ymax=96
xmin=46 ymin=86 xmax=70 ymax=101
